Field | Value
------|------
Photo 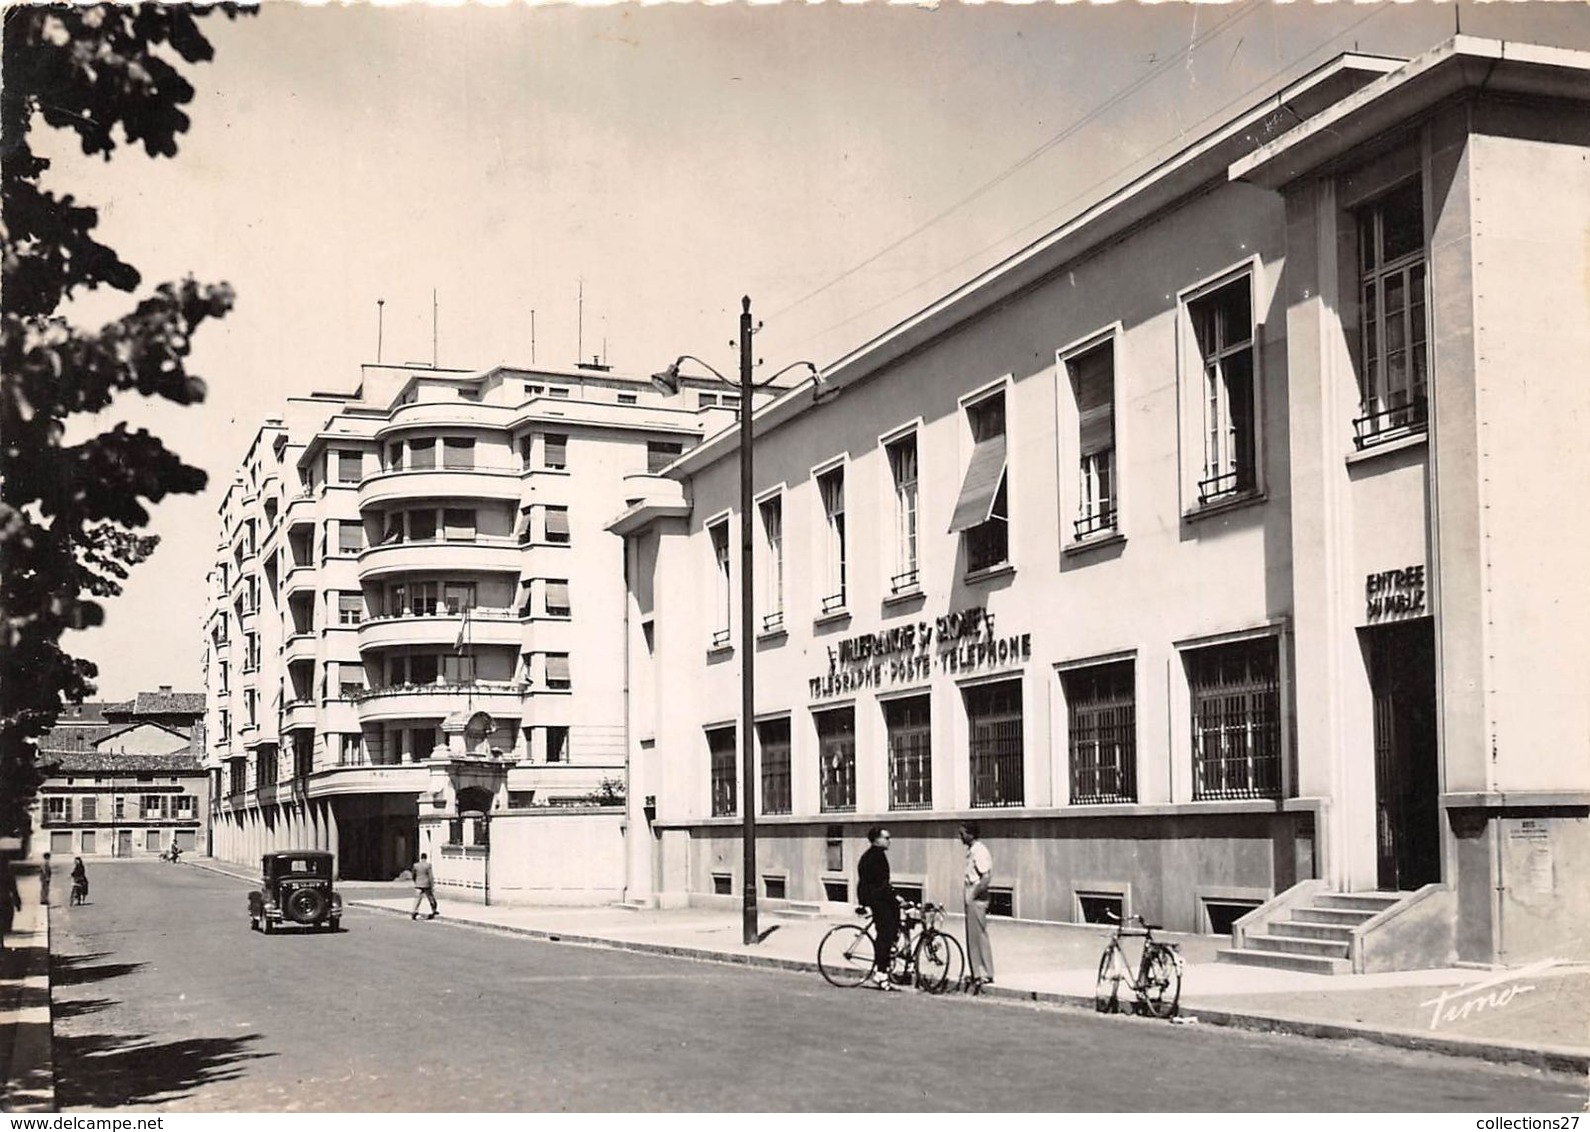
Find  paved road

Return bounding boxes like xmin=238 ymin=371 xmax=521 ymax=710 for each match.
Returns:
xmin=48 ymin=862 xmax=1586 ymax=1112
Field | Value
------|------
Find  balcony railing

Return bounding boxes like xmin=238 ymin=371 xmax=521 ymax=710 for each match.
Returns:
xmin=1353 ymin=396 xmax=1428 ymax=449
xmin=364 ymin=605 xmax=517 ymax=623
xmin=889 ymin=569 xmax=919 ymax=595
xmin=1073 ymin=507 xmax=1117 ymax=541
xmin=351 ymin=679 xmax=528 ymax=703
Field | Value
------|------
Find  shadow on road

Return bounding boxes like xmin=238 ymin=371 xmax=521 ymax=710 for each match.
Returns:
xmin=53 ymin=1031 xmax=271 ymax=1108
xmin=50 ymin=953 xmax=146 ymax=988
xmin=51 ymin=995 xmax=117 ymax=1021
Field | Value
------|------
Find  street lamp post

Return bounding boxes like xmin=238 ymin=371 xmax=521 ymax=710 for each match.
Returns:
xmin=653 ymin=297 xmax=822 ymax=947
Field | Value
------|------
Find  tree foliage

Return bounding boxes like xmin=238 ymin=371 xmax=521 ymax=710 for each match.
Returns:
xmin=0 ymin=4 xmax=249 ymax=836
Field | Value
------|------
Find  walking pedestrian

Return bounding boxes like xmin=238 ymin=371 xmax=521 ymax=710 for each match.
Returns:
xmin=0 ymin=856 xmax=20 ymax=950
xmin=411 ymin=852 xmax=438 ymax=920
xmin=70 ymin=856 xmax=88 ymax=906
xmin=39 ymin=852 xmax=51 ymax=906
xmin=960 ymin=822 xmax=995 ymax=989
xmin=856 ymin=827 xmax=900 ymax=991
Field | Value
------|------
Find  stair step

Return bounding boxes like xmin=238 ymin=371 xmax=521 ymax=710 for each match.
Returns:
xmin=1316 ymin=892 xmax=1404 ymax=912
xmin=1291 ymin=905 xmax=1377 ymax=926
xmin=1276 ymin=920 xmax=1356 ymax=943
xmin=777 ymin=901 xmax=827 ymax=919
xmin=1216 ymin=948 xmax=1351 ymax=975
xmin=1246 ymin=933 xmax=1350 ymax=958
xmin=611 ymin=900 xmax=650 ymax=913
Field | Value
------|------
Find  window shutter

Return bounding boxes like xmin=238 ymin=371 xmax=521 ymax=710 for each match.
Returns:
xmin=948 ymin=434 xmax=1007 ymax=533
xmin=545 ymin=508 xmax=570 ymax=538
xmin=546 ymin=653 xmax=571 ymax=683
xmin=545 ymin=580 xmax=570 ymax=612
xmin=1073 ymin=348 xmax=1115 ymax=457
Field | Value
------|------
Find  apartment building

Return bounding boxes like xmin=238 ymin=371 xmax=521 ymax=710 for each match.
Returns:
xmin=205 ymin=361 xmax=765 ymax=881
xmin=36 ymin=689 xmax=208 ymax=858
xmin=612 ymin=39 xmax=1590 ymax=970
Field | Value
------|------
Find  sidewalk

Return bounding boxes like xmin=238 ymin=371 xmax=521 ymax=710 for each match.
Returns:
xmin=1 ymin=867 xmax=55 ymax=1113
xmin=190 ymin=857 xmax=1590 ymax=1074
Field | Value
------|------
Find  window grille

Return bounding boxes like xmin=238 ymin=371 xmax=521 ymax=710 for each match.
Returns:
xmin=966 ymin=679 xmax=1024 ymax=807
xmin=1064 ymin=661 xmax=1136 ymax=803
xmin=1190 ymin=279 xmax=1256 ymax=503
xmin=708 ymin=727 xmax=737 ymax=817
xmin=816 ymin=707 xmax=856 ymax=812
xmin=884 ymin=695 xmax=932 ymax=810
xmin=1356 ymin=179 xmax=1428 ymax=447
xmin=758 ymin=718 xmax=792 ymax=816
xmin=1188 ymin=638 xmax=1281 ymax=800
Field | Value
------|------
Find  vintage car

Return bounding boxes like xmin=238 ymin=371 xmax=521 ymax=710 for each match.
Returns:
xmin=247 ymin=850 xmax=342 ymax=933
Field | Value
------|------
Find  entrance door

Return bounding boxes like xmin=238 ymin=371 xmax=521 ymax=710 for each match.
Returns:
xmin=1367 ymin=619 xmax=1440 ymax=891
xmin=115 ymin=829 xmax=133 ymax=858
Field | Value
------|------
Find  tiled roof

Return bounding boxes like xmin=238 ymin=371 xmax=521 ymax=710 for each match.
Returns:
xmin=52 ymin=701 xmax=115 ymax=727
xmin=36 ymin=725 xmax=113 ymax=755
xmin=42 ymin=749 xmax=206 ymax=775
xmin=130 ymin=691 xmax=206 ymax=716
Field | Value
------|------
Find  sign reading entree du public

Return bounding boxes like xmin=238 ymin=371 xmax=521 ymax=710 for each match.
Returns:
xmin=809 ymin=606 xmax=1031 ymax=699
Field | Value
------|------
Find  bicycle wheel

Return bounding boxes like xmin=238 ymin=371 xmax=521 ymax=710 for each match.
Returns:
xmin=1137 ymin=945 xmax=1183 ymax=1019
xmin=1095 ymin=946 xmax=1126 ymax=1014
xmin=912 ymin=930 xmax=965 ymax=994
xmin=817 ymin=923 xmax=877 ymax=988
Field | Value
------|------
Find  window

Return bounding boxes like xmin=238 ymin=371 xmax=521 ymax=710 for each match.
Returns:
xmin=1356 ymin=179 xmax=1428 ymax=446
xmin=886 ymin=433 xmax=919 ymax=592
xmin=545 ymin=725 xmax=570 ymax=763
xmin=254 ymin=747 xmax=276 ymax=789
xmin=409 ymin=439 xmax=436 ymax=470
xmin=759 ymin=496 xmax=783 ymax=631
xmin=1189 ymin=277 xmax=1256 ymax=503
xmin=545 ymin=579 xmax=571 ymax=618
xmin=45 ymin=796 xmax=68 ymax=822
xmin=338 ymin=592 xmax=363 ymax=625
xmin=1187 ymin=637 xmax=1282 ymax=800
xmin=337 ymin=520 xmax=364 ymax=555
xmin=443 ymin=582 xmax=475 ymax=615
xmin=336 ymin=450 xmax=362 ymax=484
xmin=387 ymin=441 xmax=405 ymax=471
xmin=875 ymin=694 xmax=932 ymax=810
xmin=1067 ymin=342 xmax=1117 ymax=539
xmin=647 ymin=440 xmax=683 ymax=473
xmin=817 ymin=466 xmax=847 ymax=613
xmin=115 ymin=794 xmax=128 ymax=819
xmin=441 ymin=654 xmax=476 ymax=684
xmin=80 ymin=796 xmax=97 ymax=821
xmin=545 ymin=653 xmax=571 ymax=690
xmin=816 ymin=706 xmax=856 ymax=813
xmin=617 ymin=392 xmax=638 ymax=405
xmin=340 ymin=734 xmax=363 ymax=766
xmin=709 ymin=519 xmax=732 ymax=648
xmin=952 ymin=392 xmax=1009 ymax=572
xmin=546 ymin=386 xmax=570 ymax=400
xmin=1064 ymin=661 xmax=1136 ymax=803
xmin=339 ymin=663 xmax=366 ymax=699
xmin=292 ymin=734 xmax=314 ymax=779
xmin=244 ymin=689 xmax=257 ymax=727
xmin=442 ymin=437 xmax=475 ymax=470
xmin=708 ymin=726 xmax=737 ymax=817
xmin=758 ymin=717 xmax=791 ymax=816
xmin=544 ymin=506 xmax=570 ymax=545
xmin=443 ymin=508 xmax=476 ymax=542
xmin=409 ymin=509 xmax=437 ymax=541
xmin=966 ymin=678 xmax=1024 ymax=808
xmin=543 ymin=433 xmax=568 ymax=471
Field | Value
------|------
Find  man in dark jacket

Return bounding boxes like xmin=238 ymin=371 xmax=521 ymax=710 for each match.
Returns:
xmin=856 ymin=827 xmax=899 ymax=990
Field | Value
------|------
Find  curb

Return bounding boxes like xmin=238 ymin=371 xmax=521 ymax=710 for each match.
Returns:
xmin=350 ymin=898 xmax=1590 ymax=1076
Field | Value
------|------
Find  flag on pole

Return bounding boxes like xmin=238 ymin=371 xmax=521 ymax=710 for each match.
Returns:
xmin=454 ymin=605 xmax=470 ymax=654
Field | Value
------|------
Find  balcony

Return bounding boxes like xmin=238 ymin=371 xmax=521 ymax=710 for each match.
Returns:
xmin=358 ymin=467 xmax=520 ymax=510
xmin=281 ymin=699 xmax=317 ymax=731
xmin=303 ymin=762 xmax=432 ymax=799
xmin=358 ymin=536 xmax=522 ymax=580
xmin=358 ymin=607 xmax=520 ymax=652
xmin=351 ymin=680 xmax=528 ymax=724
xmin=284 ymin=494 xmax=317 ymax=530
xmin=283 ymin=562 xmax=317 ymax=594
xmin=376 ymin=400 xmax=506 ymax=436
xmin=283 ymin=632 xmax=317 ymax=664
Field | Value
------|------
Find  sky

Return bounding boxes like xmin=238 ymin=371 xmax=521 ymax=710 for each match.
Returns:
xmin=47 ymin=0 xmax=1590 ymax=700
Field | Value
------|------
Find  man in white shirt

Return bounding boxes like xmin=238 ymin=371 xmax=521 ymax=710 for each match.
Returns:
xmin=960 ymin=822 xmax=994 ymax=988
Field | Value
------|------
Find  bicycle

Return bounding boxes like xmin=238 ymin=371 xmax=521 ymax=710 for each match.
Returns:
xmin=817 ymin=901 xmax=966 ymax=993
xmin=1094 ymin=912 xmax=1183 ymax=1019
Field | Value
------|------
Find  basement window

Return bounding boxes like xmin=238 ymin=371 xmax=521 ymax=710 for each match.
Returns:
xmin=988 ymin=886 xmax=1015 ymax=918
xmin=763 ymin=875 xmax=787 ymax=900
xmin=1203 ymin=898 xmax=1262 ymax=936
xmin=1076 ymin=892 xmax=1124 ymax=925
xmin=823 ymin=879 xmax=849 ymax=904
xmin=711 ymin=873 xmax=732 ymax=896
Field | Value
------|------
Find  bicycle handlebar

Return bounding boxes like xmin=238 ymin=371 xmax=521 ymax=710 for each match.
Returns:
xmin=1103 ymin=910 xmax=1163 ymax=932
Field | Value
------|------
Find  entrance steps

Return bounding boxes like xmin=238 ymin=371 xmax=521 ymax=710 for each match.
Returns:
xmin=1218 ymin=890 xmax=1407 ymax=975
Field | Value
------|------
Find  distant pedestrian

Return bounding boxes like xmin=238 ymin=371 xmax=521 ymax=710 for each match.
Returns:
xmin=960 ymin=822 xmax=995 ymax=989
xmin=0 ymin=857 xmax=20 ymax=949
xmin=70 ymin=857 xmax=88 ymax=906
xmin=40 ymin=852 xmax=51 ymax=906
xmin=411 ymin=852 xmax=437 ymax=920
xmin=856 ymin=827 xmax=900 ymax=991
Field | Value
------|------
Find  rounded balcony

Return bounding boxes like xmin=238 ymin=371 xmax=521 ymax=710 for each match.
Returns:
xmin=358 ymin=536 xmax=522 ymax=580
xmin=352 ymin=680 xmax=527 ymax=725
xmin=282 ymin=632 xmax=317 ymax=664
xmin=282 ymin=563 xmax=317 ymax=595
xmin=305 ymin=763 xmax=432 ymax=799
xmin=375 ymin=401 xmax=507 ymax=437
xmin=357 ymin=607 xmax=522 ymax=652
xmin=359 ymin=468 xmax=520 ymax=510
xmin=281 ymin=699 xmax=318 ymax=732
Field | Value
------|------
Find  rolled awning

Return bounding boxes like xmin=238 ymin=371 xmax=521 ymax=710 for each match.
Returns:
xmin=947 ymin=434 xmax=1007 ymax=533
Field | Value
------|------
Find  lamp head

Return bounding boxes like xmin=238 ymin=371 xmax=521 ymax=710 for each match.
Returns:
xmin=810 ymin=368 xmax=837 ymax=405
xmin=650 ymin=359 xmax=684 ymax=397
